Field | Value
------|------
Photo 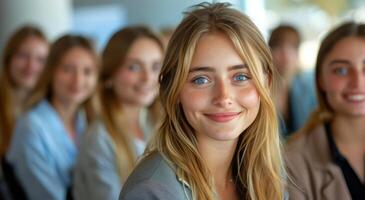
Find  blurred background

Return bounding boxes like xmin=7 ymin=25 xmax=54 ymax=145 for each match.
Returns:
xmin=1 ymin=0 xmax=365 ymax=70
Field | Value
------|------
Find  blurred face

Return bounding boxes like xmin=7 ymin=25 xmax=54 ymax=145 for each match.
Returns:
xmin=9 ymin=36 xmax=48 ymax=90
xmin=112 ymin=37 xmax=162 ymax=106
xmin=179 ymin=32 xmax=261 ymax=143
xmin=271 ymin=43 xmax=299 ymax=78
xmin=52 ymin=47 xmax=97 ymax=107
xmin=320 ymin=36 xmax=365 ymax=117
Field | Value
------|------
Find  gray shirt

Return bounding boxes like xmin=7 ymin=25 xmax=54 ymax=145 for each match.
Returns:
xmin=119 ymin=152 xmax=192 ymax=200
xmin=73 ymin=119 xmax=149 ymax=200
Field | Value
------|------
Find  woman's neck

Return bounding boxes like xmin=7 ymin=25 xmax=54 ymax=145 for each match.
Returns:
xmin=331 ymin=115 xmax=365 ymax=181
xmin=51 ymin=98 xmax=78 ymax=129
xmin=331 ymin=115 xmax=365 ymax=148
xmin=197 ymin=138 xmax=239 ymax=200
xmin=198 ymin=138 xmax=237 ymax=187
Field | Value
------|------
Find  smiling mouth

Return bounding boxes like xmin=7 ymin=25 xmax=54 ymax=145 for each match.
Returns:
xmin=344 ymin=94 xmax=365 ymax=102
xmin=204 ymin=112 xmax=241 ymax=123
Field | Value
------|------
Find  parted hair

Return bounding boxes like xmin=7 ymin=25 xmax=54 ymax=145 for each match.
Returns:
xmin=303 ymin=21 xmax=365 ymax=132
xmin=146 ymin=2 xmax=285 ymax=200
xmin=0 ymin=25 xmax=47 ymax=155
xmin=99 ymin=26 xmax=164 ymax=183
xmin=26 ymin=34 xmax=99 ymax=122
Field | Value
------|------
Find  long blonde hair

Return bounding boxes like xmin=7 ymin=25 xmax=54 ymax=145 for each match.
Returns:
xmin=99 ymin=26 xmax=163 ymax=183
xmin=0 ymin=26 xmax=47 ymax=156
xmin=26 ymin=35 xmax=99 ymax=122
xmin=302 ymin=22 xmax=365 ymax=133
xmin=146 ymin=2 xmax=284 ymax=200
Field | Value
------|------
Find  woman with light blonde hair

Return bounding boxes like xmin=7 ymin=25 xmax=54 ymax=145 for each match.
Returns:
xmin=0 ymin=25 xmax=48 ymax=156
xmin=6 ymin=35 xmax=99 ymax=200
xmin=120 ymin=2 xmax=285 ymax=200
xmin=73 ymin=26 xmax=163 ymax=200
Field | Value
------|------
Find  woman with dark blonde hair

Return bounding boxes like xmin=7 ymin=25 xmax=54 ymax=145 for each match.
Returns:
xmin=73 ymin=26 xmax=163 ymax=200
xmin=0 ymin=25 xmax=48 ymax=156
xmin=286 ymin=22 xmax=365 ymax=200
xmin=6 ymin=35 xmax=99 ymax=200
xmin=120 ymin=3 xmax=285 ymax=200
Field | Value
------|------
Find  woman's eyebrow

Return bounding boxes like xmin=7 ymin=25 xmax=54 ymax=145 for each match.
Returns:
xmin=328 ymin=59 xmax=350 ymax=66
xmin=189 ymin=64 xmax=247 ymax=73
xmin=189 ymin=66 xmax=215 ymax=73
xmin=228 ymin=64 xmax=247 ymax=71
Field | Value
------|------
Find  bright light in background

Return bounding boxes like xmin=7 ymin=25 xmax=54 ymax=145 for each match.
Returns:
xmin=300 ymin=40 xmax=319 ymax=70
xmin=244 ymin=0 xmax=269 ymax=39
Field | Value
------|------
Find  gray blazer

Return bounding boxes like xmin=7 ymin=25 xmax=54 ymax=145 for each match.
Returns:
xmin=119 ymin=152 xmax=192 ymax=200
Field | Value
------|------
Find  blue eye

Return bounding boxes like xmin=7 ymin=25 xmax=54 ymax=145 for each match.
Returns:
xmin=334 ymin=67 xmax=348 ymax=76
xmin=192 ymin=77 xmax=210 ymax=85
xmin=234 ymin=74 xmax=248 ymax=82
xmin=128 ymin=64 xmax=142 ymax=72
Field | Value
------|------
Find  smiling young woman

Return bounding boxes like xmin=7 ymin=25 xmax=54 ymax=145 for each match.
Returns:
xmin=286 ymin=22 xmax=365 ymax=200
xmin=6 ymin=35 xmax=99 ymax=200
xmin=0 ymin=26 xmax=48 ymax=156
xmin=73 ymin=26 xmax=164 ymax=200
xmin=119 ymin=2 xmax=285 ymax=200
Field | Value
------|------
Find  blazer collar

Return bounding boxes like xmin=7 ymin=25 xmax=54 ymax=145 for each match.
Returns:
xmin=304 ymin=124 xmax=352 ymax=200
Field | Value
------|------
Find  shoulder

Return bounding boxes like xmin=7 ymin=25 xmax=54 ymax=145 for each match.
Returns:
xmin=285 ymin=124 xmax=325 ymax=157
xmin=16 ymin=100 xmax=57 ymax=130
xmin=84 ymin=120 xmax=112 ymax=145
xmin=12 ymin=105 xmax=50 ymax=143
xmin=123 ymin=152 xmax=176 ymax=186
xmin=284 ymin=124 xmax=329 ymax=180
xmin=79 ymin=120 xmax=115 ymax=160
xmin=284 ymin=124 xmax=329 ymax=197
xmin=120 ymin=152 xmax=188 ymax=200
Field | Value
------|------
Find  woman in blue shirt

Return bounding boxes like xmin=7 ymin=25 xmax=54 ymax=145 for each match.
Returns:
xmin=0 ymin=25 xmax=48 ymax=156
xmin=73 ymin=26 xmax=163 ymax=200
xmin=6 ymin=35 xmax=99 ymax=200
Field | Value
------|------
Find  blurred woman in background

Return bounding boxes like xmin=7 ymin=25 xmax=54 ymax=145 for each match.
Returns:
xmin=6 ymin=35 xmax=98 ymax=200
xmin=268 ymin=25 xmax=317 ymax=137
xmin=0 ymin=25 xmax=48 ymax=156
xmin=73 ymin=26 xmax=163 ymax=200
xmin=286 ymin=22 xmax=365 ymax=200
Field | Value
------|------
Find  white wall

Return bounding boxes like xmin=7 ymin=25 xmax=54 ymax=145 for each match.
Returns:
xmin=0 ymin=0 xmax=72 ymax=52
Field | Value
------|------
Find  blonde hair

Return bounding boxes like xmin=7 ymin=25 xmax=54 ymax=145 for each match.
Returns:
xmin=26 ymin=35 xmax=99 ymax=122
xmin=302 ymin=22 xmax=365 ymax=133
xmin=0 ymin=25 xmax=47 ymax=156
xmin=146 ymin=2 xmax=284 ymax=200
xmin=99 ymin=26 xmax=163 ymax=183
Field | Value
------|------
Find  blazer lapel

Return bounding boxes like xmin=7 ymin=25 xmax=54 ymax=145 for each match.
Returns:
xmin=322 ymin=165 xmax=352 ymax=200
xmin=308 ymin=126 xmax=352 ymax=200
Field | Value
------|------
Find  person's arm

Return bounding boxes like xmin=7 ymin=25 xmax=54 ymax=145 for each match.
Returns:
xmin=7 ymin=116 xmax=66 ymax=200
xmin=73 ymin=128 xmax=121 ymax=200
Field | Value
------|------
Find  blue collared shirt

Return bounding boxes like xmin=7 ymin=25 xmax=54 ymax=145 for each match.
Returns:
xmin=6 ymin=99 xmax=86 ymax=200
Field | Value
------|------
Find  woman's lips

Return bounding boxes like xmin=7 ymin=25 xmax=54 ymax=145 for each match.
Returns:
xmin=204 ymin=112 xmax=241 ymax=122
